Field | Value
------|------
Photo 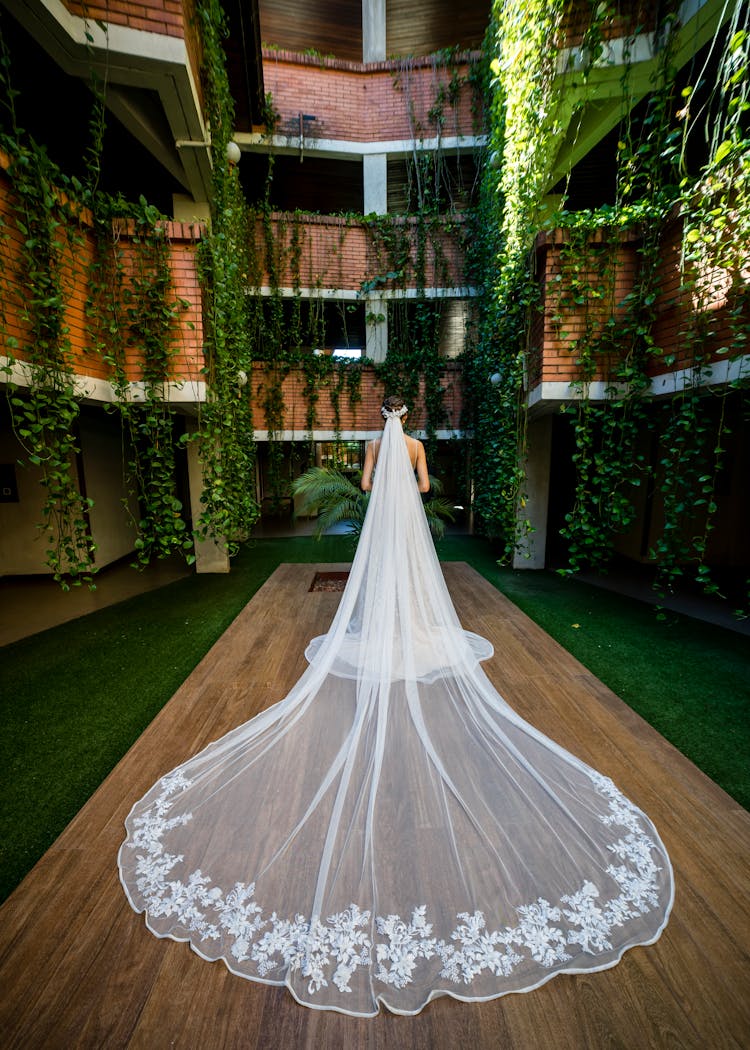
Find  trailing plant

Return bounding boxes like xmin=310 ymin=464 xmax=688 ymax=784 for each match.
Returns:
xmin=370 ymin=53 xmax=483 ymax=450
xmin=88 ymin=194 xmax=195 ymax=567
xmin=1 ymin=13 xmax=198 ymax=581
xmin=463 ymin=0 xmax=568 ymax=553
xmin=468 ymin=0 xmax=749 ymax=608
xmin=238 ymin=50 xmax=480 ymax=501
xmin=650 ymin=9 xmax=750 ymax=603
xmin=0 ymin=36 xmax=97 ymax=587
xmin=557 ymin=18 xmax=681 ymax=574
xmin=193 ymin=0 xmax=260 ymax=549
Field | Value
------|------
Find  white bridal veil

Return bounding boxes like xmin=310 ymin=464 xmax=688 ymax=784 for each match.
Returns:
xmin=119 ymin=410 xmax=673 ymax=1016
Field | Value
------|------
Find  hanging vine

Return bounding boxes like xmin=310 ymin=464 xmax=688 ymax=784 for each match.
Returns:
xmin=0 ymin=32 xmax=97 ymax=587
xmin=464 ymin=0 xmax=568 ymax=551
xmin=558 ymin=17 xmax=681 ymax=574
xmin=468 ymin=0 xmax=748 ymax=607
xmin=239 ymin=49 xmax=481 ymax=505
xmin=88 ymin=195 xmax=195 ymax=566
xmin=193 ymin=0 xmax=260 ymax=549
xmin=1 ymin=12 xmax=200 ymax=581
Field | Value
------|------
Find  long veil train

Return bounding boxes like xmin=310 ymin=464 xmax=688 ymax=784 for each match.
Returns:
xmin=118 ymin=411 xmax=674 ymax=1017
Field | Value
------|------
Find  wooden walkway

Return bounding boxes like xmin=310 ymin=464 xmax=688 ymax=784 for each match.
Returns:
xmin=1 ymin=563 xmax=748 ymax=1049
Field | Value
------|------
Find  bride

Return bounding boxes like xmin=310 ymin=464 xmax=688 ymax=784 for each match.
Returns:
xmin=118 ymin=396 xmax=674 ymax=1017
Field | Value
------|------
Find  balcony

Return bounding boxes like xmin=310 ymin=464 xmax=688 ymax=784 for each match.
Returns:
xmin=248 ymin=211 xmax=470 ymax=295
xmin=250 ymin=361 xmax=464 ymax=437
xmin=244 ymin=50 xmax=483 ymax=154
xmin=528 ymin=213 xmax=749 ymax=407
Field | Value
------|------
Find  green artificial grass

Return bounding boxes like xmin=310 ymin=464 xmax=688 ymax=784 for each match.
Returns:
xmin=438 ymin=536 xmax=750 ymax=808
xmin=1 ymin=534 xmax=748 ymax=903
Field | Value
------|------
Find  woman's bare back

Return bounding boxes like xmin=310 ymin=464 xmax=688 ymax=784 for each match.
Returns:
xmin=361 ymin=434 xmax=430 ymax=492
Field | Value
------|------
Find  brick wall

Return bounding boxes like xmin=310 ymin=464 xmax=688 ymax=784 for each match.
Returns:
xmin=529 ymin=221 xmax=746 ymax=392
xmin=650 ymin=212 xmax=741 ymax=375
xmin=530 ymin=228 xmax=639 ymax=388
xmin=251 ymin=363 xmax=464 ymax=432
xmin=0 ymin=156 xmax=205 ymax=387
xmin=63 ymin=0 xmax=188 ymax=39
xmin=250 ymin=212 xmax=468 ymax=292
xmin=560 ymin=2 xmax=658 ymax=49
xmin=262 ymin=51 xmax=481 ymax=142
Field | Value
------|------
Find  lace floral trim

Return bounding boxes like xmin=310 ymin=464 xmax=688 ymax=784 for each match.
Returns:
xmin=123 ymin=769 xmax=665 ymax=997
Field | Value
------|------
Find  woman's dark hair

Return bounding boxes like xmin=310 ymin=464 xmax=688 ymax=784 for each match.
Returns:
xmin=382 ymin=395 xmax=406 ymax=413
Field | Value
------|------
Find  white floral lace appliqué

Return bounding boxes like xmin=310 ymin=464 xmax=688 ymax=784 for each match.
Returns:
xmin=125 ymin=769 xmax=665 ymax=996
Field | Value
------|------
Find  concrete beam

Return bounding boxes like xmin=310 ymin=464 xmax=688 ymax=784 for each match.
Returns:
xmin=512 ymin=415 xmax=552 ymax=570
xmin=363 ymin=153 xmax=387 ymax=214
xmin=3 ymin=0 xmax=211 ymax=199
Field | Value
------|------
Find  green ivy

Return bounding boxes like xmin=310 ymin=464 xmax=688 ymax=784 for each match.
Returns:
xmin=193 ymin=0 xmax=260 ymax=549
xmin=1 ymin=14 xmax=199 ymax=582
xmin=463 ymin=0 xmax=568 ymax=553
xmin=88 ymin=195 xmax=194 ymax=567
xmin=467 ymin=0 xmax=749 ymax=608
xmin=0 ymin=38 xmax=97 ymax=587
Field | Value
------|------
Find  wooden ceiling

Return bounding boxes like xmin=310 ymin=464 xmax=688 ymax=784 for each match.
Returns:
xmin=259 ymin=0 xmax=363 ymax=61
xmin=387 ymin=0 xmax=489 ymax=58
xmin=258 ymin=0 xmax=490 ymax=62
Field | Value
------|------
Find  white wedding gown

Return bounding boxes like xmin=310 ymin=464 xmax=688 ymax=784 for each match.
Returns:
xmin=119 ymin=412 xmax=674 ymax=1016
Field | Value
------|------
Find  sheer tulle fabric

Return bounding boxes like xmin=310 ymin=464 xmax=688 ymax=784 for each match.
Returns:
xmin=119 ymin=415 xmax=673 ymax=1016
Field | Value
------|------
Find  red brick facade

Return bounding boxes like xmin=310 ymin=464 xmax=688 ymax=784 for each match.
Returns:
xmin=528 ymin=220 xmax=742 ymax=393
xmin=261 ymin=51 xmax=481 ymax=142
xmin=64 ymin=0 xmax=188 ymax=39
xmin=0 ymin=154 xmax=205 ymax=387
xmin=251 ymin=212 xmax=468 ymax=292
xmin=3 ymin=167 xmax=743 ymax=422
xmin=250 ymin=363 xmax=464 ymax=433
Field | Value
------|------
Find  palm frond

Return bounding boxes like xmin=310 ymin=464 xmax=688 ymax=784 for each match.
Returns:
xmin=291 ymin=467 xmax=368 ymax=538
xmin=423 ymin=497 xmax=456 ymax=541
xmin=291 ymin=466 xmax=455 ymax=542
xmin=291 ymin=468 xmax=361 ymax=516
xmin=314 ymin=493 xmax=369 ymax=538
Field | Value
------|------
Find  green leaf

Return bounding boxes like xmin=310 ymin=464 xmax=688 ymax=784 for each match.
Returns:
xmin=712 ymin=141 xmax=733 ymax=167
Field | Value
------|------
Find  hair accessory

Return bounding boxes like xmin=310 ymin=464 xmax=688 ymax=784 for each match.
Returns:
xmin=381 ymin=404 xmax=409 ymax=420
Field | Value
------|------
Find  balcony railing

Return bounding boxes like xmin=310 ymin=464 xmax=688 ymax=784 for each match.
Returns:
xmin=528 ymin=215 xmax=748 ymax=399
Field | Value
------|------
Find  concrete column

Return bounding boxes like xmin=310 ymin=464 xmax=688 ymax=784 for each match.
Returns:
xmin=363 ymin=150 xmax=389 ymax=363
xmin=185 ymin=419 xmax=230 ymax=573
xmin=363 ymin=153 xmax=387 ymax=215
xmin=362 ymin=0 xmax=386 ymax=62
xmin=365 ymin=297 xmax=388 ymax=362
xmin=512 ymin=414 xmax=553 ymax=569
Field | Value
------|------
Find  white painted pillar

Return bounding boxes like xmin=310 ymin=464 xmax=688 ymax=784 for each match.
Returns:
xmin=365 ymin=298 xmax=388 ymax=362
xmin=362 ymin=151 xmax=389 ymax=362
xmin=363 ymin=153 xmax=387 ymax=214
xmin=512 ymin=414 xmax=553 ymax=569
xmin=362 ymin=0 xmax=386 ymax=62
xmin=185 ymin=419 xmax=230 ymax=573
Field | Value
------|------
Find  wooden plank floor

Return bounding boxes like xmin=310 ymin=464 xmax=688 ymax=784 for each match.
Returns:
xmin=1 ymin=563 xmax=749 ymax=1050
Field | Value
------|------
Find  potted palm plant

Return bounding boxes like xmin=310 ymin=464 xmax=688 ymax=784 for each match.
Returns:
xmin=291 ymin=467 xmax=455 ymax=540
